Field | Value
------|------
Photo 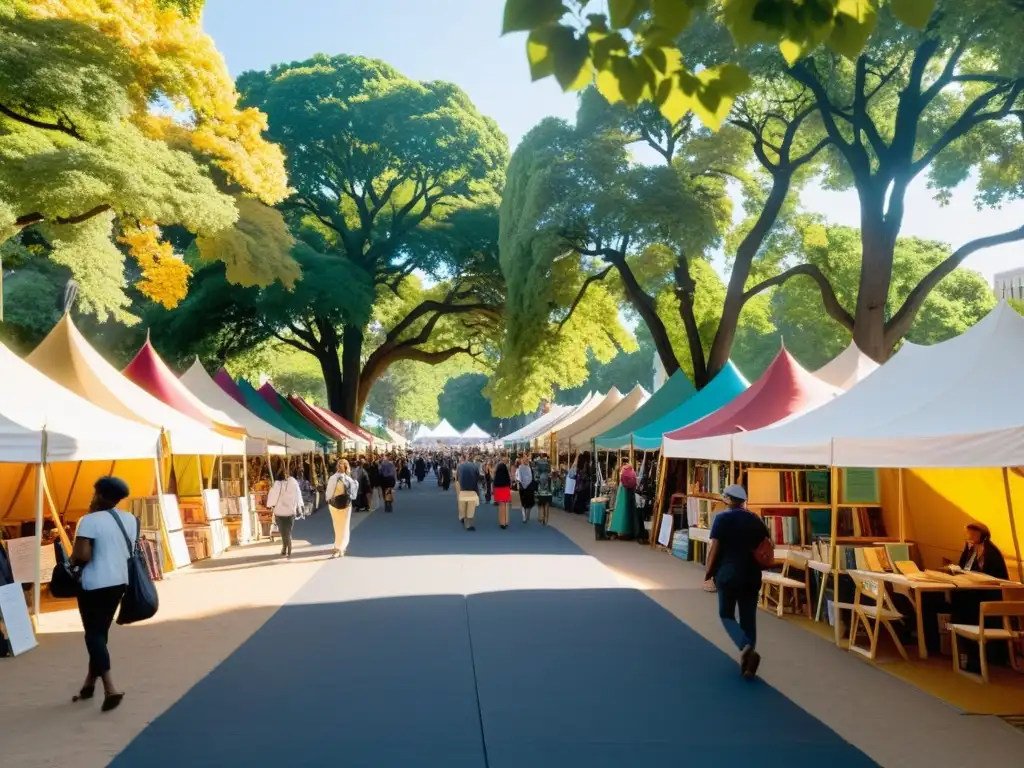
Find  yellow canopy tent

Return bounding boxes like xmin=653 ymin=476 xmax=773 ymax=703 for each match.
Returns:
xmin=0 ymin=341 xmax=161 ymax=620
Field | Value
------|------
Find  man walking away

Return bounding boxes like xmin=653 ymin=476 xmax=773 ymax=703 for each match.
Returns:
xmin=704 ymin=484 xmax=768 ymax=679
xmin=379 ymin=454 xmax=397 ymax=512
xmin=455 ymin=454 xmax=481 ymax=531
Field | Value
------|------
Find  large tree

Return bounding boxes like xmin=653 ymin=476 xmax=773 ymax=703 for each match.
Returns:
xmin=0 ymin=1 xmax=294 ymax=322
xmin=236 ymin=55 xmax=508 ymax=418
xmin=781 ymin=1 xmax=1024 ymax=360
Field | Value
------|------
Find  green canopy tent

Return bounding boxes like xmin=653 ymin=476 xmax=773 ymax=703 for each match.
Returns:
xmin=595 ymin=369 xmax=697 ymax=450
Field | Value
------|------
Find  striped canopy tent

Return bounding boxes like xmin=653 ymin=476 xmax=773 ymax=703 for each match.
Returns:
xmin=596 ymin=369 xmax=696 ymax=450
xmin=180 ymin=361 xmax=315 ymax=454
xmin=662 ymin=349 xmax=842 ymax=460
xmin=631 ymin=361 xmax=749 ymax=450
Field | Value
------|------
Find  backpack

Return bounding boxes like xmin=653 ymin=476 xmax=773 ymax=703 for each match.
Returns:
xmin=753 ymin=536 xmax=775 ymax=569
xmin=331 ymin=474 xmax=352 ymax=508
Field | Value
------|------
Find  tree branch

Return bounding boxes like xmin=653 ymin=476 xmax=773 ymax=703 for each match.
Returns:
xmin=15 ymin=203 xmax=112 ymax=229
xmin=558 ymin=265 xmax=614 ymax=330
xmin=743 ymin=263 xmax=854 ymax=331
xmin=272 ymin=332 xmax=316 ymax=357
xmin=0 ymin=103 xmax=83 ymax=140
xmin=886 ymin=224 xmax=1024 ymax=344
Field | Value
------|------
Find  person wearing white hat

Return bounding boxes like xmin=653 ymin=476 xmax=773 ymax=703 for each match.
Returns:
xmin=705 ymin=483 xmax=769 ymax=679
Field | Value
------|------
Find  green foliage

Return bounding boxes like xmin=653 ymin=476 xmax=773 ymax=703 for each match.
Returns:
xmin=555 ymin=324 xmax=657 ymax=404
xmin=0 ymin=2 xmax=293 ymax=321
xmin=502 ymin=0 xmax=936 ymax=126
xmin=766 ymin=220 xmax=997 ymax=367
xmin=438 ymin=373 xmax=502 ymax=434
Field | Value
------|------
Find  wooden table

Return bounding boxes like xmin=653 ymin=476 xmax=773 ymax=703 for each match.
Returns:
xmin=845 ymin=569 xmax=1024 ymax=659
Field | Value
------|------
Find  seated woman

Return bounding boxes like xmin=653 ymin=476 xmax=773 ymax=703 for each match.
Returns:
xmin=921 ymin=521 xmax=1009 ymax=670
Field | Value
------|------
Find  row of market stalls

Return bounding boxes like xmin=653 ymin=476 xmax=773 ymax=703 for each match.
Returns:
xmin=412 ymin=420 xmax=492 ymax=446
xmin=1 ymin=314 xmax=409 ymax=626
xmin=496 ymin=303 xmax=1023 ymax=586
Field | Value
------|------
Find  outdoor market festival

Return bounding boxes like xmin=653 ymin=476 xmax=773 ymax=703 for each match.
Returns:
xmin=3 ymin=1 xmax=1024 ymax=767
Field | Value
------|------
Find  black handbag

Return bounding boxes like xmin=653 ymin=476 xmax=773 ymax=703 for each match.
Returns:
xmin=331 ymin=474 xmax=351 ymax=508
xmin=107 ymin=510 xmax=159 ymax=625
xmin=49 ymin=540 xmax=81 ymax=598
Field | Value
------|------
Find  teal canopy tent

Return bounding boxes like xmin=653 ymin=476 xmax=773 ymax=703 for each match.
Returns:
xmin=595 ymin=369 xmax=697 ymax=450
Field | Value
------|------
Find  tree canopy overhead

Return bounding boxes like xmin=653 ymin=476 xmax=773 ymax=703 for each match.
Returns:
xmin=502 ymin=0 xmax=937 ymax=127
xmin=0 ymin=0 xmax=296 ymax=322
xmin=167 ymin=54 xmax=511 ymax=419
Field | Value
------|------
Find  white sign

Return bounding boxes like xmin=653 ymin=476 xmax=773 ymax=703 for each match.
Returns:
xmin=161 ymin=494 xmax=183 ymax=531
xmin=6 ymin=538 xmax=56 ymax=584
xmin=0 ymin=583 xmax=37 ymax=656
xmin=657 ymin=513 xmax=673 ymax=548
xmin=203 ymin=488 xmax=222 ymax=521
xmin=168 ymin=531 xmax=192 ymax=570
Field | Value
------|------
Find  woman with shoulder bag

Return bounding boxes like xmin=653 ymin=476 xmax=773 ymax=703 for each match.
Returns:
xmin=326 ymin=459 xmax=360 ymax=558
xmin=267 ymin=467 xmax=302 ymax=558
xmin=69 ymin=476 xmax=136 ymax=712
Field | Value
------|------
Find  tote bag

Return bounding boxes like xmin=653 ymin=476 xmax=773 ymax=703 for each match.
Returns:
xmin=49 ymin=541 xmax=81 ymax=598
xmin=107 ymin=511 xmax=159 ymax=625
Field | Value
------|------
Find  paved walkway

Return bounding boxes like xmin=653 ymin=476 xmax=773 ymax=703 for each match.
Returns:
xmin=5 ymin=478 xmax=1022 ymax=766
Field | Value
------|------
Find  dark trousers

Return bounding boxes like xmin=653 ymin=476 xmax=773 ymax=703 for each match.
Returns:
xmin=77 ymin=585 xmax=126 ymax=677
xmin=484 ymin=477 xmax=492 ymax=503
xmin=594 ymin=523 xmax=607 ymax=540
xmin=276 ymin=514 xmax=295 ymax=555
xmin=718 ymin=583 xmax=759 ymax=651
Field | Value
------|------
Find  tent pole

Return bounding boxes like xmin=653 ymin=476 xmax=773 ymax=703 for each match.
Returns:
xmin=897 ymin=468 xmax=905 ymax=543
xmin=629 ymin=435 xmax=634 ymax=467
xmin=153 ymin=452 xmax=173 ymax=572
xmin=829 ymin=461 xmax=840 ymax=644
xmin=1001 ymin=467 xmax=1023 ymax=584
xmin=650 ymin=452 xmax=667 ymax=550
xmin=33 ymin=434 xmax=46 ymax=624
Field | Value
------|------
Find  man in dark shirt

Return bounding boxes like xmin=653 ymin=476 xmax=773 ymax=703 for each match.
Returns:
xmin=705 ymin=484 xmax=769 ymax=679
xmin=455 ymin=455 xmax=481 ymax=531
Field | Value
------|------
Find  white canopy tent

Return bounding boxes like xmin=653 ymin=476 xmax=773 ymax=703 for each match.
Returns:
xmin=180 ymin=360 xmax=316 ymax=455
xmin=0 ymin=342 xmax=161 ymax=464
xmin=730 ymin=302 xmax=1024 ymax=468
xmin=430 ymin=419 xmax=462 ymax=441
xmin=501 ymin=401 xmax=577 ymax=445
xmin=539 ymin=390 xmax=620 ymax=447
xmin=385 ymin=426 xmax=408 ymax=447
xmin=812 ymin=342 xmax=879 ymax=390
xmin=557 ymin=386 xmax=648 ymax=450
xmin=460 ymin=424 xmax=491 ymax=442
xmin=412 ymin=424 xmax=435 ymax=443
xmin=1 ymin=341 xmax=161 ymax=620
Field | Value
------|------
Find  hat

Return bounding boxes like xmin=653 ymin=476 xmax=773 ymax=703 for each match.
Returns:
xmin=722 ymin=484 xmax=747 ymax=501
xmin=94 ymin=476 xmax=130 ymax=502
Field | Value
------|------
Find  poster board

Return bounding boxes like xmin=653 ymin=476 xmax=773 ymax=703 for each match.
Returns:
xmin=0 ymin=583 xmax=37 ymax=656
xmin=6 ymin=538 xmax=56 ymax=585
xmin=842 ymin=468 xmax=879 ymax=504
xmin=656 ymin=513 xmax=673 ymax=548
xmin=159 ymin=494 xmax=192 ymax=570
xmin=203 ymin=488 xmax=223 ymax=521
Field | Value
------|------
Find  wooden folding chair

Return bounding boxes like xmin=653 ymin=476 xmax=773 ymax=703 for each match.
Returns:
xmin=951 ymin=601 xmax=1024 ymax=683
xmin=759 ymin=552 xmax=812 ymax=618
xmin=847 ymin=572 xmax=909 ymax=661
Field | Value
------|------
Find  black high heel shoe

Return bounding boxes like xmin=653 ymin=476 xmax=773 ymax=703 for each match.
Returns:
xmin=72 ymin=685 xmax=95 ymax=702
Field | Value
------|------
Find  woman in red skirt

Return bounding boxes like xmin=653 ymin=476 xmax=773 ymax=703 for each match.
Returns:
xmin=492 ymin=455 xmax=512 ymax=529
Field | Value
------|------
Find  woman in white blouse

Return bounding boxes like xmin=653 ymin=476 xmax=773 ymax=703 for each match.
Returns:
xmin=267 ymin=467 xmax=302 ymax=559
xmin=326 ymin=459 xmax=361 ymax=557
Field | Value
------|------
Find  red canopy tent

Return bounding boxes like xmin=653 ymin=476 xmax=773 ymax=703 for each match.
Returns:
xmin=663 ymin=348 xmax=840 ymax=441
xmin=287 ymin=395 xmax=357 ymax=443
xmin=304 ymin=399 xmax=376 ymax=446
xmin=215 ymin=369 xmax=247 ymax=406
xmin=123 ymin=339 xmax=245 ymax=439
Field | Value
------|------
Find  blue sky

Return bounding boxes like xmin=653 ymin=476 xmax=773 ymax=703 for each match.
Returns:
xmin=203 ymin=0 xmax=1023 ymax=282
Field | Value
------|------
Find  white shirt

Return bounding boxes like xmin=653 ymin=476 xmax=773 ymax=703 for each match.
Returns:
xmin=267 ymin=477 xmax=302 ymax=516
xmin=325 ymin=472 xmax=359 ymax=508
xmin=516 ymin=464 xmax=533 ymax=488
xmin=75 ymin=509 xmax=138 ymax=591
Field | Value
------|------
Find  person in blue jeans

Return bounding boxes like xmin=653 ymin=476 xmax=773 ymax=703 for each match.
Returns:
xmin=705 ymin=484 xmax=768 ymax=679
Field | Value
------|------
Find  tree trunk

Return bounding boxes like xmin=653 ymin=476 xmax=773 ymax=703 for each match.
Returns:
xmin=318 ymin=341 xmax=345 ymax=416
xmin=674 ymin=256 xmax=709 ymax=388
xmin=854 ymin=202 xmax=900 ymax=363
xmin=608 ymin=253 xmax=680 ymax=378
xmin=706 ymin=173 xmax=791 ymax=380
xmin=338 ymin=322 xmax=363 ymax=421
